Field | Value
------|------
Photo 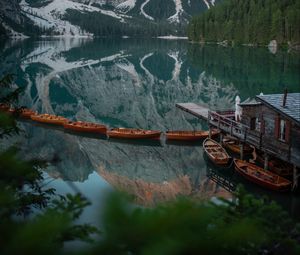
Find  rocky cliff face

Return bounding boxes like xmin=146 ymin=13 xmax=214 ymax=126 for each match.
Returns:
xmin=1 ymin=0 xmax=221 ymax=37
xmin=0 ymin=0 xmax=22 ymax=23
xmin=0 ymin=0 xmax=24 ymax=36
xmin=0 ymin=0 xmax=46 ymax=37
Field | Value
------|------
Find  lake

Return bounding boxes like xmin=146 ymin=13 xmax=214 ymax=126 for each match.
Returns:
xmin=0 ymin=38 xmax=299 ymax=224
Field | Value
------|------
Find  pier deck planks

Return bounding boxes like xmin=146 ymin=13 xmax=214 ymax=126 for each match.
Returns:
xmin=176 ymin=103 xmax=209 ymax=121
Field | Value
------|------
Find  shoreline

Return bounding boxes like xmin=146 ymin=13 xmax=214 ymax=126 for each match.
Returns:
xmin=3 ymin=35 xmax=300 ymax=51
xmin=188 ymin=40 xmax=300 ymax=52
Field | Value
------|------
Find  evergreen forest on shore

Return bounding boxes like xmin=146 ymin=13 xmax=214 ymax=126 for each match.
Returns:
xmin=188 ymin=0 xmax=300 ymax=46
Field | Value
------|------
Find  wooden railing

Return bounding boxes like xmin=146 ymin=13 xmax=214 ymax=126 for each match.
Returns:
xmin=208 ymin=111 xmax=261 ymax=147
xmin=208 ymin=111 xmax=294 ymax=164
xmin=216 ymin=110 xmax=235 ymax=119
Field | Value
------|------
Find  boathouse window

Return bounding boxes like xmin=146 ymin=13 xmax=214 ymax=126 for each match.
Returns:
xmin=250 ymin=118 xmax=255 ymax=130
xmin=250 ymin=117 xmax=260 ymax=131
xmin=279 ymin=119 xmax=286 ymax=141
xmin=274 ymin=116 xmax=290 ymax=143
xmin=255 ymin=118 xmax=261 ymax=132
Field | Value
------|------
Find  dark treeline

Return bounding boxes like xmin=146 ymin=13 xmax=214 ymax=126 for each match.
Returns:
xmin=143 ymin=0 xmax=175 ymax=20
xmin=188 ymin=0 xmax=300 ymax=45
xmin=64 ymin=9 xmax=185 ymax=37
xmin=0 ymin=14 xmax=54 ymax=38
xmin=24 ymin=0 xmax=52 ymax=8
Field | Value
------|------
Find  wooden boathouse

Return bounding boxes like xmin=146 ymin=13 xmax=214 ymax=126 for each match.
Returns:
xmin=176 ymin=92 xmax=300 ymax=190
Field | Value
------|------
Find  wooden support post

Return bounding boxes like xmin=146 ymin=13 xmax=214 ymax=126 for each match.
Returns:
xmin=207 ymin=111 xmax=211 ymax=139
xmin=259 ymin=133 xmax=262 ymax=149
xmin=219 ymin=133 xmax=223 ymax=143
xmin=243 ymin=128 xmax=247 ymax=143
xmin=240 ymin=143 xmax=244 ymax=160
xmin=264 ymin=154 xmax=269 ymax=171
xmin=292 ymin=165 xmax=298 ymax=191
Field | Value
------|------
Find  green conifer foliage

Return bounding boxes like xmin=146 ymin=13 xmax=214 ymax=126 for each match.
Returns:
xmin=188 ymin=0 xmax=300 ymax=45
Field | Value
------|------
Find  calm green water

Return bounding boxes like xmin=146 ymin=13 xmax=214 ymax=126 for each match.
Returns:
xmin=0 ymin=38 xmax=299 ymax=222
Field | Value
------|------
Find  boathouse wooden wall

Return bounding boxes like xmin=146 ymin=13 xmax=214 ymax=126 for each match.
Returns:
xmin=240 ymin=104 xmax=300 ymax=168
xmin=291 ymin=124 xmax=300 ymax=165
xmin=240 ymin=105 xmax=262 ymax=129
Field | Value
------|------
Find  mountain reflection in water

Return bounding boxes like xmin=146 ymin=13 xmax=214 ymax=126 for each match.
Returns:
xmin=0 ymin=38 xmax=299 ymax=215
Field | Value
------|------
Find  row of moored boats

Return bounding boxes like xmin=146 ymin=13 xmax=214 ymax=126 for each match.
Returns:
xmin=1 ymin=104 xmax=292 ymax=192
xmin=203 ymin=138 xmax=292 ymax=192
xmin=0 ymin=105 xmax=219 ymax=140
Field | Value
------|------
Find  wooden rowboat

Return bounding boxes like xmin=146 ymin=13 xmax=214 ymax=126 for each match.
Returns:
xmin=0 ymin=106 xmax=36 ymax=118
xmin=64 ymin=121 xmax=107 ymax=134
xmin=107 ymin=128 xmax=161 ymax=139
xmin=222 ymin=138 xmax=253 ymax=154
xmin=203 ymin=138 xmax=231 ymax=166
xmin=268 ymin=161 xmax=293 ymax=177
xmin=234 ymin=159 xmax=291 ymax=191
xmin=256 ymin=155 xmax=293 ymax=177
xmin=19 ymin=108 xmax=37 ymax=119
xmin=31 ymin=114 xmax=68 ymax=125
xmin=166 ymin=129 xmax=219 ymax=141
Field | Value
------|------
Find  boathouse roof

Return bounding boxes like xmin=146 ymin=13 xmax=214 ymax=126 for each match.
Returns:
xmin=239 ymin=98 xmax=261 ymax=106
xmin=256 ymin=93 xmax=300 ymax=125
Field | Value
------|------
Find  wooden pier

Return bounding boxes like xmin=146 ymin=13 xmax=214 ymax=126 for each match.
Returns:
xmin=176 ymin=102 xmax=287 ymax=159
xmin=177 ymin=103 xmax=286 ymax=161
xmin=176 ymin=103 xmax=210 ymax=120
xmin=176 ymin=103 xmax=235 ymax=121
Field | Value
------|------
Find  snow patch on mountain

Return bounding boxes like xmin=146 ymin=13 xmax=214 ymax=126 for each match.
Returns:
xmin=168 ymin=51 xmax=182 ymax=81
xmin=1 ymin=0 xmax=218 ymax=37
xmin=116 ymin=59 xmax=141 ymax=87
xmin=21 ymin=39 xmax=99 ymax=73
xmin=157 ymin=35 xmax=188 ymax=40
xmin=167 ymin=0 xmax=183 ymax=23
xmin=140 ymin=0 xmax=154 ymax=20
xmin=140 ymin=53 xmax=155 ymax=84
xmin=203 ymin=0 xmax=211 ymax=9
xmin=20 ymin=0 xmax=129 ymax=36
xmin=20 ymin=38 xmax=128 ymax=113
xmin=116 ymin=0 xmax=137 ymax=13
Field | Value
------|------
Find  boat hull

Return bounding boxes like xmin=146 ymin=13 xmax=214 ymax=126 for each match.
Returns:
xmin=256 ymin=155 xmax=293 ymax=177
xmin=223 ymin=140 xmax=253 ymax=154
xmin=166 ymin=130 xmax=219 ymax=141
xmin=0 ymin=106 xmax=36 ymax=118
xmin=64 ymin=122 xmax=107 ymax=134
xmin=234 ymin=159 xmax=291 ymax=192
xmin=31 ymin=114 xmax=68 ymax=126
xmin=108 ymin=128 xmax=161 ymax=139
xmin=203 ymin=138 xmax=230 ymax=166
xmin=19 ymin=109 xmax=37 ymax=119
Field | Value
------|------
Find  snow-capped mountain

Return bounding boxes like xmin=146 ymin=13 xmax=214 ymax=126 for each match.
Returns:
xmin=0 ymin=0 xmax=220 ymax=37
